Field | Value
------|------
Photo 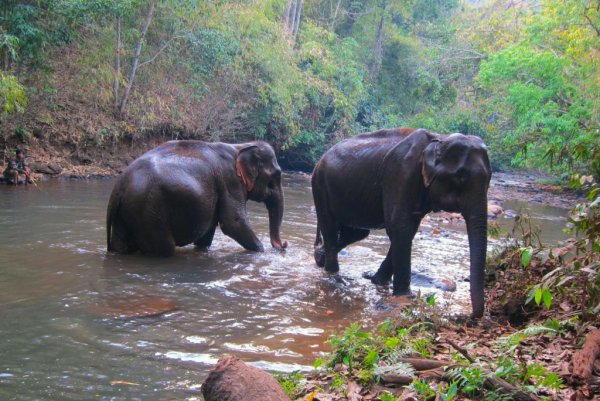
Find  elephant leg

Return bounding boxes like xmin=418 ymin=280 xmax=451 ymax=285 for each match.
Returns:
xmin=317 ymin=226 xmax=369 ymax=268
xmin=314 ymin=247 xmax=326 ymax=267
xmin=219 ymin=206 xmax=263 ymax=252
xmin=109 ymin=217 xmax=139 ymax=254
xmin=141 ymin=240 xmax=175 ymax=257
xmin=387 ymin=216 xmax=422 ymax=295
xmin=194 ymin=225 xmax=217 ymax=251
xmin=137 ymin=226 xmax=176 ymax=257
xmin=366 ymin=249 xmax=392 ymax=285
xmin=338 ymin=226 xmax=370 ymax=249
xmin=317 ymin=215 xmax=341 ymax=273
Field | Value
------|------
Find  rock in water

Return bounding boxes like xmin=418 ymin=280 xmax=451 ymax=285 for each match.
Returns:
xmin=202 ymin=355 xmax=289 ymax=401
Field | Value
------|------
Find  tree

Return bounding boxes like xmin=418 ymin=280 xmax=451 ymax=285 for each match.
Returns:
xmin=284 ymin=0 xmax=304 ymax=39
xmin=476 ymin=0 xmax=599 ymax=175
xmin=116 ymin=0 xmax=156 ymax=118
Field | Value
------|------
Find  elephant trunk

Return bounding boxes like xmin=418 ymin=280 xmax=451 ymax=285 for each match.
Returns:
xmin=266 ymin=186 xmax=287 ymax=250
xmin=465 ymin=209 xmax=487 ymax=319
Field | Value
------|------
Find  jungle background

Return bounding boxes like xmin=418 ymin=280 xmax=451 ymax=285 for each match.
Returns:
xmin=0 ymin=0 xmax=598 ymax=175
xmin=1 ymin=1 xmax=599 ymax=400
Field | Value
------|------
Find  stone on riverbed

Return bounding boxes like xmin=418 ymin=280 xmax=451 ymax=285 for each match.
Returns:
xmin=202 ymin=355 xmax=289 ymax=401
xmin=487 ymin=203 xmax=504 ymax=218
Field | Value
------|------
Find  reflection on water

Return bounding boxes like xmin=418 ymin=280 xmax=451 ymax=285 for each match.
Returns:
xmin=0 ymin=174 xmax=570 ymax=400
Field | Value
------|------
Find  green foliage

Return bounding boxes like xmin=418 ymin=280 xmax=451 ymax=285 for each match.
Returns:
xmin=448 ymin=365 xmax=486 ymax=397
xmin=0 ymin=72 xmax=27 ymax=114
xmin=188 ymin=29 xmax=239 ymax=74
xmin=320 ymin=318 xmax=437 ymax=388
xmin=409 ymin=379 xmax=436 ymax=399
xmin=327 ymin=322 xmax=376 ymax=373
xmin=276 ymin=371 xmax=305 ymax=399
xmin=3 ymin=0 xmax=598 ymax=176
xmin=500 ymin=319 xmax=564 ymax=349
xmin=474 ymin=0 xmax=599 ymax=175
xmin=520 ymin=247 xmax=533 ymax=269
xmin=436 ymin=381 xmax=459 ymax=401
xmin=378 ymin=392 xmax=398 ymax=401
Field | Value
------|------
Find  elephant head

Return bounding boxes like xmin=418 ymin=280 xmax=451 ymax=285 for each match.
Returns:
xmin=422 ymin=133 xmax=492 ymax=318
xmin=236 ymin=143 xmax=288 ymax=250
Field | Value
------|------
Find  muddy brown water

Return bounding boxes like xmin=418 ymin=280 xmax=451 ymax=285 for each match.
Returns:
xmin=0 ymin=173 xmax=572 ymax=400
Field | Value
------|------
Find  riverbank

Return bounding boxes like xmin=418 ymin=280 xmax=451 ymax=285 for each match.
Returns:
xmin=274 ymin=181 xmax=599 ymax=401
xmin=6 ymin=141 xmax=588 ymax=209
xmin=277 ymin=237 xmax=599 ymax=400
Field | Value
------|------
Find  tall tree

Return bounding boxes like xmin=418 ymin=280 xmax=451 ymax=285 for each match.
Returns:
xmin=284 ymin=0 xmax=304 ymax=38
xmin=117 ymin=0 xmax=156 ymax=118
xmin=369 ymin=1 xmax=387 ymax=79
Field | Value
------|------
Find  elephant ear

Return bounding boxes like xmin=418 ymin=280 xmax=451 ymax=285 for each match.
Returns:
xmin=236 ymin=145 xmax=260 ymax=192
xmin=421 ymin=140 xmax=440 ymax=188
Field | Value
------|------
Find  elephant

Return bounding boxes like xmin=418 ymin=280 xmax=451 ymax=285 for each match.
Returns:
xmin=312 ymin=128 xmax=491 ymax=318
xmin=106 ymin=140 xmax=287 ymax=256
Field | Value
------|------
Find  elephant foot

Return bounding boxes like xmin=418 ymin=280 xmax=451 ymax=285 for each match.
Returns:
xmin=314 ymin=247 xmax=325 ymax=267
xmin=362 ymin=271 xmax=391 ymax=286
xmin=392 ymin=288 xmax=416 ymax=298
xmin=324 ymin=265 xmax=339 ymax=273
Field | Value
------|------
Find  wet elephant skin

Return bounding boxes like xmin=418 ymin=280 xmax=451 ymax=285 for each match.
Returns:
xmin=107 ymin=140 xmax=287 ymax=256
xmin=312 ymin=128 xmax=491 ymax=318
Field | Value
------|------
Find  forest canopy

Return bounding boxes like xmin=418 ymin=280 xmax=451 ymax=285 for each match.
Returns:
xmin=0 ymin=0 xmax=598 ymax=175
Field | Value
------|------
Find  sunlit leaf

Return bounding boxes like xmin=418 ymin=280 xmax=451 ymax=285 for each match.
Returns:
xmin=521 ymin=247 xmax=533 ymax=269
xmin=534 ymin=288 xmax=543 ymax=305
xmin=542 ymin=288 xmax=552 ymax=309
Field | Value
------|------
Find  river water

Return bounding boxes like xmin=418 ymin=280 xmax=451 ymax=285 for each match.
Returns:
xmin=0 ymin=173 xmax=572 ymax=400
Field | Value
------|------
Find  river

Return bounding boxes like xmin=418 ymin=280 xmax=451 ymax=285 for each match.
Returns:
xmin=0 ymin=173 xmax=573 ymax=400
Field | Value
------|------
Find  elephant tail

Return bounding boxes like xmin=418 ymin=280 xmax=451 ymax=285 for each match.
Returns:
xmin=106 ymin=188 xmax=122 ymax=252
xmin=314 ymin=221 xmax=323 ymax=248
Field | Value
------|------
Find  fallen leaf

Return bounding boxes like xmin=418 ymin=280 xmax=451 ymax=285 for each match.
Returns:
xmin=346 ymin=381 xmax=362 ymax=401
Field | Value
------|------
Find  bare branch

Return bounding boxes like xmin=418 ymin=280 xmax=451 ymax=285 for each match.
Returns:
xmin=138 ymin=35 xmax=181 ymax=69
xmin=583 ymin=11 xmax=600 ymax=36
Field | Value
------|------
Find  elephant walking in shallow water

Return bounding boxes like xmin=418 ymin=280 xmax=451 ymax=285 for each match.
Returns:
xmin=312 ymin=128 xmax=491 ymax=318
xmin=106 ymin=140 xmax=287 ymax=256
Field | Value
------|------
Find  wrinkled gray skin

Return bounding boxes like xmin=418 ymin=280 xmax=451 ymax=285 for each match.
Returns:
xmin=107 ymin=140 xmax=287 ymax=256
xmin=312 ymin=128 xmax=491 ymax=318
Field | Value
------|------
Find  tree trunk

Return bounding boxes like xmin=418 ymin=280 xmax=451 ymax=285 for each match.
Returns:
xmin=292 ymin=0 xmax=303 ymax=37
xmin=113 ymin=16 xmax=121 ymax=115
xmin=283 ymin=0 xmax=293 ymax=27
xmin=329 ymin=0 xmax=343 ymax=31
xmin=118 ymin=0 xmax=156 ymax=119
xmin=289 ymin=0 xmax=298 ymax=33
xmin=370 ymin=2 xmax=386 ymax=79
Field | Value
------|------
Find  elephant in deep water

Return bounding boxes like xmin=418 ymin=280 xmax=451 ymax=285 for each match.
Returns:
xmin=312 ymin=128 xmax=491 ymax=318
xmin=106 ymin=140 xmax=287 ymax=256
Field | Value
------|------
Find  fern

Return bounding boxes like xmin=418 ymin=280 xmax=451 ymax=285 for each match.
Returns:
xmin=446 ymin=366 xmax=487 ymax=397
xmin=383 ymin=346 xmax=420 ymax=361
xmin=500 ymin=324 xmax=559 ymax=348
xmin=485 ymin=391 xmax=514 ymax=401
xmin=374 ymin=361 xmax=416 ymax=377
